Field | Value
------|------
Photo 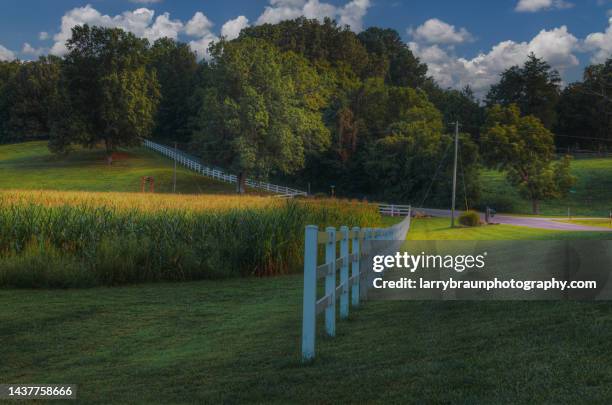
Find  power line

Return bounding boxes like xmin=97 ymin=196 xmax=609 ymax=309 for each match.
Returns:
xmin=419 ymin=139 xmax=453 ymax=208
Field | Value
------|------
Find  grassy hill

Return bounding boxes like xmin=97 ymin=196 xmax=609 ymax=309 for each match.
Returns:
xmin=0 ymin=141 xmax=240 ymax=194
xmin=479 ymin=158 xmax=612 ymax=217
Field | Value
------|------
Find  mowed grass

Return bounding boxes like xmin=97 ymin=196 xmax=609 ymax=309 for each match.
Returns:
xmin=408 ymin=217 xmax=612 ymax=240
xmin=480 ymin=158 xmax=612 ymax=217
xmin=558 ymin=219 xmax=612 ymax=229
xmin=2 ymin=219 xmax=612 ymax=402
xmin=0 ymin=141 xmax=241 ymax=194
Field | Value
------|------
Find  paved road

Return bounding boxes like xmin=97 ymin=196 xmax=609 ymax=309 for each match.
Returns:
xmin=414 ymin=208 xmax=612 ymax=232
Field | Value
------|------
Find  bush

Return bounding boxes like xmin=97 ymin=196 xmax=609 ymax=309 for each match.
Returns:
xmin=458 ymin=211 xmax=481 ymax=227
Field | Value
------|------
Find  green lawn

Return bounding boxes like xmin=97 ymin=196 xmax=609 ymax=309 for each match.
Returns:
xmin=2 ymin=218 xmax=612 ymax=403
xmin=408 ymin=217 xmax=612 ymax=240
xmin=0 ymin=141 xmax=239 ymax=194
xmin=558 ymin=219 xmax=612 ymax=229
xmin=480 ymin=158 xmax=612 ymax=217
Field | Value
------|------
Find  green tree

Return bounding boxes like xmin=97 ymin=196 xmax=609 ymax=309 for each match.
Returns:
xmin=149 ymin=38 xmax=198 ymax=142
xmin=428 ymin=85 xmax=484 ymax=141
xmin=239 ymin=17 xmax=371 ymax=78
xmin=0 ymin=60 xmax=21 ymax=143
xmin=556 ymin=59 xmax=612 ymax=150
xmin=50 ymin=25 xmax=160 ymax=164
xmin=4 ymin=56 xmax=61 ymax=141
xmin=481 ymin=105 xmax=575 ymax=214
xmin=357 ymin=27 xmax=429 ymax=88
xmin=486 ymin=54 xmax=561 ymax=129
xmin=363 ymin=85 xmax=480 ymax=205
xmin=190 ymin=38 xmax=330 ymax=193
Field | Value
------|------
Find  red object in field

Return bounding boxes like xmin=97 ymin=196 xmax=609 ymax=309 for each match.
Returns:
xmin=141 ymin=177 xmax=155 ymax=193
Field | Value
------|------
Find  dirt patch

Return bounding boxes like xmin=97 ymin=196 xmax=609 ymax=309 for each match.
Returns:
xmin=110 ymin=152 xmax=131 ymax=161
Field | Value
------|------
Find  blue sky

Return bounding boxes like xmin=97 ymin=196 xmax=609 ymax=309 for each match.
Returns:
xmin=1 ymin=0 xmax=612 ymax=96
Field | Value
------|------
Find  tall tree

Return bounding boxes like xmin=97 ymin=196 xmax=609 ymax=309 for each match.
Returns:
xmin=481 ymin=105 xmax=575 ymax=214
xmin=486 ymin=54 xmax=561 ymax=129
xmin=149 ymin=38 xmax=198 ymax=143
xmin=556 ymin=58 xmax=612 ymax=150
xmin=4 ymin=56 xmax=61 ymax=141
xmin=428 ymin=85 xmax=484 ymax=141
xmin=0 ymin=60 xmax=21 ymax=143
xmin=50 ymin=25 xmax=160 ymax=164
xmin=190 ymin=38 xmax=330 ymax=193
xmin=357 ymin=27 xmax=429 ymax=88
xmin=239 ymin=17 xmax=371 ymax=78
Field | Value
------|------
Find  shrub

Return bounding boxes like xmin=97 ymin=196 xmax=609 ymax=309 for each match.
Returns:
xmin=458 ymin=211 xmax=481 ymax=227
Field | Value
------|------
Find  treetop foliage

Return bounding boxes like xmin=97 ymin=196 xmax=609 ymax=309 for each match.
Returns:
xmin=0 ymin=17 xmax=607 ymax=203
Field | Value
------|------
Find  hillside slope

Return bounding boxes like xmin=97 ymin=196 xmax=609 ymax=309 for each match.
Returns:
xmin=0 ymin=141 xmax=241 ymax=194
xmin=479 ymin=158 xmax=612 ymax=217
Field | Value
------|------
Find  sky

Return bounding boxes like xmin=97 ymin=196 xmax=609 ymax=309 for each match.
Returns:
xmin=1 ymin=0 xmax=612 ymax=97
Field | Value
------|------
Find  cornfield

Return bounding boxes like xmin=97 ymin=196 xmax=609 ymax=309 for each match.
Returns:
xmin=0 ymin=190 xmax=381 ymax=288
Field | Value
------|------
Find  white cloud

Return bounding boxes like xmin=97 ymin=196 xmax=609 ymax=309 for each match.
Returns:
xmin=515 ymin=0 xmax=574 ymax=12
xmin=184 ymin=12 xmax=218 ymax=60
xmin=188 ymin=34 xmax=218 ymax=60
xmin=584 ymin=17 xmax=612 ymax=63
xmin=39 ymin=31 xmax=49 ymax=40
xmin=256 ymin=0 xmax=370 ymax=32
xmin=0 ymin=44 xmax=16 ymax=61
xmin=185 ymin=11 xmax=214 ymax=37
xmin=143 ymin=12 xmax=183 ymax=42
xmin=409 ymin=18 xmax=473 ymax=45
xmin=22 ymin=42 xmax=48 ymax=58
xmin=49 ymin=5 xmax=183 ymax=55
xmin=410 ymin=26 xmax=579 ymax=97
xmin=221 ymin=16 xmax=249 ymax=40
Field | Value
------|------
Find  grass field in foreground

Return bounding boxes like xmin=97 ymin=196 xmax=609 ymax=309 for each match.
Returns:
xmin=0 ymin=141 xmax=241 ymax=194
xmin=2 ymin=219 xmax=612 ymax=402
xmin=480 ymin=158 xmax=612 ymax=217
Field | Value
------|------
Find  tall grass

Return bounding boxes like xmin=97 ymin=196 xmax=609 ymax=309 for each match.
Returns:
xmin=0 ymin=191 xmax=381 ymax=288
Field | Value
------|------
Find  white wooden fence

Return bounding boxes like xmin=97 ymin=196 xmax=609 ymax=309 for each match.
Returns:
xmin=301 ymin=209 xmax=411 ymax=361
xmin=379 ymin=204 xmax=411 ymax=217
xmin=143 ymin=139 xmax=308 ymax=197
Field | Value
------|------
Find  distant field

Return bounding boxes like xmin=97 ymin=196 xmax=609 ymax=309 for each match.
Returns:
xmin=0 ymin=141 xmax=240 ymax=194
xmin=480 ymin=158 xmax=612 ymax=217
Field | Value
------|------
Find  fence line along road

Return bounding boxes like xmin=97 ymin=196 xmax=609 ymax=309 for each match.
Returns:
xmin=379 ymin=204 xmax=411 ymax=217
xmin=143 ymin=139 xmax=308 ymax=197
xmin=301 ymin=208 xmax=412 ymax=361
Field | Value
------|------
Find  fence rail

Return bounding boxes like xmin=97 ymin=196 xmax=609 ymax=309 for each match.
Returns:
xmin=302 ymin=208 xmax=411 ymax=361
xmin=143 ymin=139 xmax=308 ymax=197
xmin=379 ymin=204 xmax=412 ymax=217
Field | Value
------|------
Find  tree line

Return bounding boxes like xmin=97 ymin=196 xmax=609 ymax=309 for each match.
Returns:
xmin=0 ymin=18 xmax=607 ymax=212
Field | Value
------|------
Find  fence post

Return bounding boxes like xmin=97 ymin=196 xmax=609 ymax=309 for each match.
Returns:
xmin=340 ymin=226 xmax=349 ymax=319
xmin=302 ymin=225 xmax=318 ymax=361
xmin=360 ymin=228 xmax=370 ymax=302
xmin=325 ymin=227 xmax=336 ymax=337
xmin=351 ymin=226 xmax=360 ymax=308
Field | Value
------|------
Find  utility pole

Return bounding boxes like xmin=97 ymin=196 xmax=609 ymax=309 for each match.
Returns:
xmin=173 ymin=142 xmax=177 ymax=193
xmin=451 ymin=121 xmax=459 ymax=228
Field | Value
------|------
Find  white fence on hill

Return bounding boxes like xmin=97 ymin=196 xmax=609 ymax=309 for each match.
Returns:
xmin=143 ymin=139 xmax=308 ymax=197
xmin=379 ymin=204 xmax=411 ymax=217
xmin=301 ymin=209 xmax=411 ymax=361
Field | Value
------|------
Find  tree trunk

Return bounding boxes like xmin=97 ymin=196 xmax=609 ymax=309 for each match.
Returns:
xmin=105 ymin=139 xmax=113 ymax=166
xmin=532 ymin=199 xmax=540 ymax=215
xmin=236 ymin=171 xmax=246 ymax=194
